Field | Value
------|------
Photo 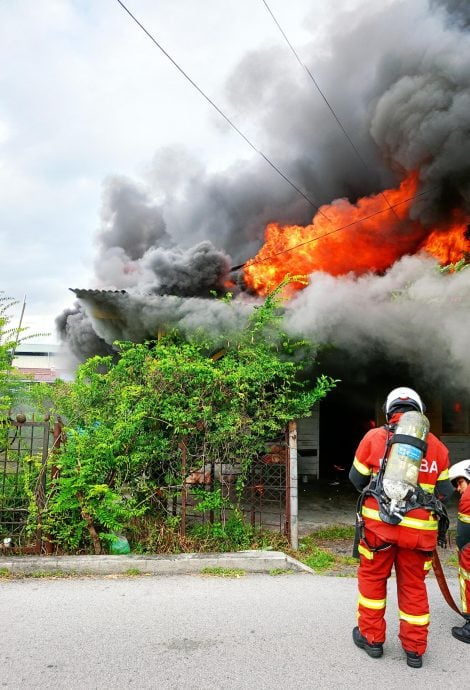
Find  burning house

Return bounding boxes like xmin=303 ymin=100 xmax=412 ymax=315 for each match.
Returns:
xmin=57 ymin=0 xmax=470 ymax=475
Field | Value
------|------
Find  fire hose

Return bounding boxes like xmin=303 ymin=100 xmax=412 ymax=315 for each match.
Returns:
xmin=432 ymin=548 xmax=464 ymax=617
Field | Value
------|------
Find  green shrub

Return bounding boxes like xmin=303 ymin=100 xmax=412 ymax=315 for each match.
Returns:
xmin=25 ymin=285 xmax=337 ymax=554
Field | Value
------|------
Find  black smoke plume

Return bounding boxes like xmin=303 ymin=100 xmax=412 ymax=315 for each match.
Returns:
xmin=57 ymin=0 xmax=470 ymax=393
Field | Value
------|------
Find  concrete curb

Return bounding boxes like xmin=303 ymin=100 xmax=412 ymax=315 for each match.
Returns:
xmin=0 ymin=550 xmax=315 ymax=577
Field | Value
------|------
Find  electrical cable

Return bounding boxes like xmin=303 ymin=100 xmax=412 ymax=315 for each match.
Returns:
xmin=260 ymin=0 xmax=402 ymax=223
xmin=114 ymin=3 xmax=444 ymax=278
xmin=115 ymin=0 xmax=330 ymax=219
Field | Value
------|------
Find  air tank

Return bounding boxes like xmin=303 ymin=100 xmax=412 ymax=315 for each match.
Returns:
xmin=382 ymin=411 xmax=429 ymax=502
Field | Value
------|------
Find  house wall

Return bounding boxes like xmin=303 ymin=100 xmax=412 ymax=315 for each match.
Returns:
xmin=413 ymin=397 xmax=470 ymax=464
xmin=440 ymin=436 xmax=470 ymax=464
xmin=296 ymin=405 xmax=320 ymax=479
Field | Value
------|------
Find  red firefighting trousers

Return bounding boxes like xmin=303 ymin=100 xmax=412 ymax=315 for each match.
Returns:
xmin=459 ymin=544 xmax=470 ymax=615
xmin=357 ymin=529 xmax=432 ymax=655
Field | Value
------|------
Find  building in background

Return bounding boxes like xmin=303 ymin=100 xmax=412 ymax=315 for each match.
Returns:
xmin=12 ymin=343 xmax=69 ymax=383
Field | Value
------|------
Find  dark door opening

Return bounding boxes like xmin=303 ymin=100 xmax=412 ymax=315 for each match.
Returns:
xmin=319 ymin=384 xmax=377 ymax=481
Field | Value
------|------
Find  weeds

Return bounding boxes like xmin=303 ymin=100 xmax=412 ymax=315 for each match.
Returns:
xmin=303 ymin=547 xmax=336 ymax=572
xmin=445 ymin=553 xmax=459 ymax=568
xmin=0 ymin=569 xmax=88 ymax=579
xmin=307 ymin=525 xmax=356 ymax=540
xmin=292 ymin=523 xmax=357 ymax=574
xmin=200 ymin=566 xmax=245 ymax=578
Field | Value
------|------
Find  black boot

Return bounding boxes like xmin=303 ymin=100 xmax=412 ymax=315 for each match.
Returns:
xmin=352 ymin=626 xmax=383 ymax=658
xmin=405 ymin=651 xmax=423 ymax=668
xmin=451 ymin=619 xmax=470 ymax=644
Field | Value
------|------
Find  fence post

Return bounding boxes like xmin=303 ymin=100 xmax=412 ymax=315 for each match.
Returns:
xmin=179 ymin=440 xmax=187 ymax=538
xmin=288 ymin=420 xmax=298 ymax=550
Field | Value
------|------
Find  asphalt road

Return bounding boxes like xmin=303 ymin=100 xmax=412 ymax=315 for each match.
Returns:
xmin=0 ymin=573 xmax=466 ymax=689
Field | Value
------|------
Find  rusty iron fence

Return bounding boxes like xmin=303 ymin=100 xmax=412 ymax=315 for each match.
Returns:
xmin=174 ymin=429 xmax=291 ymax=541
xmin=1 ymin=417 xmax=294 ymax=553
xmin=0 ymin=416 xmax=63 ymax=553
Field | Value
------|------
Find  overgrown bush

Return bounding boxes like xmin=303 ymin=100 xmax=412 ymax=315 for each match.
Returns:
xmin=26 ymin=287 xmax=337 ymax=554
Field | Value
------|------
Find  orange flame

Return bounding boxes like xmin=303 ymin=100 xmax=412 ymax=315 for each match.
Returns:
xmin=421 ymin=209 xmax=469 ymax=265
xmin=243 ymin=172 xmax=469 ymax=295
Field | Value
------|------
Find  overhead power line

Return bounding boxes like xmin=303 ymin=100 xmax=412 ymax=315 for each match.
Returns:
xmin=115 ymin=0 xmax=329 ymax=219
xmin=260 ymin=0 xmax=402 ymax=223
xmin=115 ymin=2 xmax=435 ymax=278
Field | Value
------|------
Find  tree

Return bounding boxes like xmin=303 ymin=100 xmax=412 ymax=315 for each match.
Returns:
xmin=29 ymin=288 xmax=337 ymax=554
xmin=0 ymin=294 xmax=25 ymax=438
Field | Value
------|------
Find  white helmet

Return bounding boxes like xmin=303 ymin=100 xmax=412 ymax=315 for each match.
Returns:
xmin=385 ymin=387 xmax=424 ymax=418
xmin=449 ymin=460 xmax=470 ymax=486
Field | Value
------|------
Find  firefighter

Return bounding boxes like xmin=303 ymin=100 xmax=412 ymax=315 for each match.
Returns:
xmin=349 ymin=387 xmax=453 ymax=668
xmin=448 ymin=459 xmax=470 ymax=643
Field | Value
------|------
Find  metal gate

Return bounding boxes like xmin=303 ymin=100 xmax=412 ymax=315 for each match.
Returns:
xmin=176 ymin=427 xmax=293 ymax=542
xmin=0 ymin=417 xmax=51 ymax=552
xmin=1 ymin=418 xmax=296 ymax=551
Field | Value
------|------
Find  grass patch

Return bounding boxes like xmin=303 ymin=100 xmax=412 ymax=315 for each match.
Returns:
xmin=124 ymin=568 xmax=142 ymax=576
xmin=269 ymin=568 xmax=294 ymax=576
xmin=200 ymin=566 xmax=246 ymax=578
xmin=292 ymin=523 xmax=357 ymax=574
xmin=308 ymin=525 xmax=356 ymax=540
xmin=0 ymin=569 xmax=97 ymax=579
xmin=338 ymin=555 xmax=359 ymax=566
xmin=303 ymin=547 xmax=336 ymax=572
xmin=20 ymin=570 xmax=81 ymax=578
xmin=445 ymin=553 xmax=459 ymax=568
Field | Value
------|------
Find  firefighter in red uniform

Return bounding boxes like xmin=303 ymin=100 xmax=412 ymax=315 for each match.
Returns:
xmin=349 ymin=387 xmax=453 ymax=668
xmin=448 ymin=459 xmax=470 ymax=643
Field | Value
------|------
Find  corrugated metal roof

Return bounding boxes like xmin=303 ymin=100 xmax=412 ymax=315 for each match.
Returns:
xmin=70 ymin=288 xmax=128 ymax=297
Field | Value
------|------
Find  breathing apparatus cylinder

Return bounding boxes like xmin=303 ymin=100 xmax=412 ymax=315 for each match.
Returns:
xmin=382 ymin=411 xmax=429 ymax=504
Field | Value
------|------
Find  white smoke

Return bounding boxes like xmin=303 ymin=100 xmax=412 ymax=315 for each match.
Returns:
xmin=285 ymin=254 xmax=470 ymax=390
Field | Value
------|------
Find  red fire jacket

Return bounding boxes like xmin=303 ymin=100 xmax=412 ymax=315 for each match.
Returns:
xmin=350 ymin=413 xmax=452 ymax=550
xmin=457 ymin=483 xmax=470 ymax=551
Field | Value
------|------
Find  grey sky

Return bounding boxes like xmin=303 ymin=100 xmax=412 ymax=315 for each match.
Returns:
xmin=0 ymin=0 xmax=323 ymax=339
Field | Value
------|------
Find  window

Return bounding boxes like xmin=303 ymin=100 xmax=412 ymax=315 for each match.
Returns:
xmin=442 ymin=399 xmax=470 ymax=434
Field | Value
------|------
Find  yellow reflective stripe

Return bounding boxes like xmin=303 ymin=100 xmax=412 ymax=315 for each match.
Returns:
xmin=399 ymin=610 xmax=430 ymax=626
xmin=400 ymin=514 xmax=438 ymax=530
xmin=362 ymin=506 xmax=438 ymax=530
xmin=458 ymin=512 xmax=470 ymax=524
xmin=362 ymin=506 xmax=382 ymax=521
xmin=419 ymin=483 xmax=434 ymax=493
xmin=358 ymin=544 xmax=374 ymax=560
xmin=353 ymin=457 xmax=372 ymax=476
xmin=459 ymin=576 xmax=469 ymax=614
xmin=424 ymin=560 xmax=432 ymax=571
xmin=459 ymin=566 xmax=470 ymax=581
xmin=358 ymin=593 xmax=386 ymax=610
xmin=438 ymin=468 xmax=449 ymax=480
